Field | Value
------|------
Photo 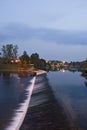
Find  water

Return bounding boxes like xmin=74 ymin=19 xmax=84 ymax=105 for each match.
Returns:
xmin=0 ymin=72 xmax=35 ymax=130
xmin=0 ymin=71 xmax=87 ymax=130
xmin=47 ymin=70 xmax=87 ymax=129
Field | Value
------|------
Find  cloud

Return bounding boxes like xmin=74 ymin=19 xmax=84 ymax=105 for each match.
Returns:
xmin=0 ymin=24 xmax=87 ymax=62
xmin=16 ymin=39 xmax=87 ymax=62
xmin=0 ymin=23 xmax=87 ymax=45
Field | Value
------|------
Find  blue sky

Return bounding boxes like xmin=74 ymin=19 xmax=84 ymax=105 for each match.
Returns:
xmin=0 ymin=0 xmax=87 ymax=61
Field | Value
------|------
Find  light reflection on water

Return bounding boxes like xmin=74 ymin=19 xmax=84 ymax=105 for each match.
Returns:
xmin=47 ymin=71 xmax=87 ymax=129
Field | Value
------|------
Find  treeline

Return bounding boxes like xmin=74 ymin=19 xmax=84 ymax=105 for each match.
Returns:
xmin=80 ymin=60 xmax=87 ymax=69
xmin=19 ymin=51 xmax=46 ymax=69
xmin=0 ymin=44 xmax=18 ymax=63
xmin=0 ymin=44 xmax=87 ymax=70
xmin=0 ymin=44 xmax=47 ymax=70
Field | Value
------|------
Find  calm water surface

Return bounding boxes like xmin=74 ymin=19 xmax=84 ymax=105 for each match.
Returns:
xmin=47 ymin=71 xmax=87 ymax=129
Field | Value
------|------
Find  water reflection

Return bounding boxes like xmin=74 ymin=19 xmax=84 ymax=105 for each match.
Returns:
xmin=81 ymin=71 xmax=87 ymax=87
xmin=18 ymin=72 xmax=30 ymax=77
xmin=47 ymin=71 xmax=87 ymax=129
xmin=60 ymin=69 xmax=65 ymax=73
xmin=81 ymin=70 xmax=87 ymax=79
xmin=84 ymin=82 xmax=87 ymax=87
xmin=2 ymin=72 xmax=10 ymax=78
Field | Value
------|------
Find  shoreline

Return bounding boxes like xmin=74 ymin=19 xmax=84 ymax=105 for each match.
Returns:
xmin=0 ymin=69 xmax=47 ymax=77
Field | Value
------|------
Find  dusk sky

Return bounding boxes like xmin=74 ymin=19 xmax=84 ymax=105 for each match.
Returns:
xmin=0 ymin=0 xmax=87 ymax=62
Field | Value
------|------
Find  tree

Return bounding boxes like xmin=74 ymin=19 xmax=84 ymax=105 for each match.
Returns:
xmin=19 ymin=51 xmax=30 ymax=68
xmin=1 ymin=44 xmax=18 ymax=63
xmin=13 ymin=45 xmax=18 ymax=60
xmin=30 ymin=53 xmax=40 ymax=68
xmin=39 ymin=59 xmax=46 ymax=69
xmin=30 ymin=53 xmax=39 ymax=60
xmin=81 ymin=60 xmax=87 ymax=68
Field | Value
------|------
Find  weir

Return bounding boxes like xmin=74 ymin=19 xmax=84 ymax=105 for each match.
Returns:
xmin=5 ymin=77 xmax=36 ymax=130
xmin=20 ymin=73 xmax=70 ymax=130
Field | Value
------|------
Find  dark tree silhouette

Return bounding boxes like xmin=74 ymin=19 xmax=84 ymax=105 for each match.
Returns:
xmin=1 ymin=44 xmax=18 ymax=63
xmin=30 ymin=53 xmax=40 ymax=68
xmin=19 ymin=51 xmax=30 ymax=68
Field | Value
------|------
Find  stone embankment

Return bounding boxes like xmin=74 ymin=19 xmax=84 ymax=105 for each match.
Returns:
xmin=34 ymin=70 xmax=47 ymax=75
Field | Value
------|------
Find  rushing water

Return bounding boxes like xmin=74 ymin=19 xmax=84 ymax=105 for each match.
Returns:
xmin=0 ymin=72 xmax=35 ymax=130
xmin=47 ymin=70 xmax=87 ymax=130
xmin=0 ymin=71 xmax=87 ymax=130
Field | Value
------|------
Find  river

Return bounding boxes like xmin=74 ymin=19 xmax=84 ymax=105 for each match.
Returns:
xmin=0 ymin=72 xmax=35 ymax=130
xmin=47 ymin=70 xmax=87 ymax=129
xmin=0 ymin=70 xmax=87 ymax=130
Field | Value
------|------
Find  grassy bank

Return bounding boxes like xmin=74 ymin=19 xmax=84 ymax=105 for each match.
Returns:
xmin=0 ymin=63 xmax=87 ymax=73
xmin=0 ymin=64 xmax=35 ymax=73
xmin=0 ymin=64 xmax=19 ymax=72
xmin=0 ymin=64 xmax=47 ymax=76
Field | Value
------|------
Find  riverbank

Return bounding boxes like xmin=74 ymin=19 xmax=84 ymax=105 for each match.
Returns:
xmin=20 ymin=74 xmax=71 ymax=130
xmin=0 ymin=63 xmax=47 ymax=76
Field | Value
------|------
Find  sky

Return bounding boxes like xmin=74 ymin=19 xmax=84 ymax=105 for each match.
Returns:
xmin=0 ymin=0 xmax=87 ymax=62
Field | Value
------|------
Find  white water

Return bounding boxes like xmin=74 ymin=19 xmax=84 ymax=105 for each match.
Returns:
xmin=5 ymin=77 xmax=36 ymax=130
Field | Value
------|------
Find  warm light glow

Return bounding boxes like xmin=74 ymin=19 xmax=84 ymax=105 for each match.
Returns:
xmin=15 ymin=59 xmax=20 ymax=63
xmin=46 ymin=60 xmax=49 ymax=63
xmin=11 ymin=59 xmax=20 ymax=63
xmin=62 ymin=61 xmax=65 ymax=64
xmin=60 ymin=69 xmax=65 ymax=72
xmin=11 ymin=60 xmax=14 ymax=63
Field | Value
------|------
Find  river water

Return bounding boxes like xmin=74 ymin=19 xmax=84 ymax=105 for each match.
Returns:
xmin=47 ymin=70 xmax=87 ymax=130
xmin=0 ymin=72 xmax=35 ymax=130
xmin=0 ymin=71 xmax=87 ymax=130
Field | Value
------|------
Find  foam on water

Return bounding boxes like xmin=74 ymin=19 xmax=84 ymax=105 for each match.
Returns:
xmin=5 ymin=77 xmax=36 ymax=130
